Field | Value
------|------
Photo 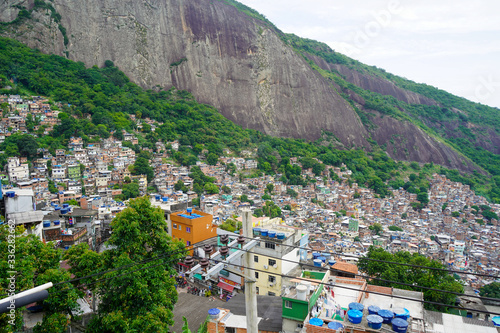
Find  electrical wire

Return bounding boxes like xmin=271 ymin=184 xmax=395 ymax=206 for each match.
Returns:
xmin=223 ymin=244 xmax=500 ymax=303
xmin=237 ymin=235 xmax=500 ymax=279
xmin=203 ymin=256 xmax=500 ymax=317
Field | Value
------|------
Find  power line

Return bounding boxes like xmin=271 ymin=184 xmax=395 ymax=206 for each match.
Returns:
xmin=204 ymin=256 xmax=500 ymax=317
xmin=237 ymin=235 xmax=499 ymax=279
xmin=223 ymin=244 xmax=500 ymax=303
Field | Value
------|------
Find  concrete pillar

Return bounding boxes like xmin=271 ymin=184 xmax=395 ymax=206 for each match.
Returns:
xmin=242 ymin=208 xmax=258 ymax=333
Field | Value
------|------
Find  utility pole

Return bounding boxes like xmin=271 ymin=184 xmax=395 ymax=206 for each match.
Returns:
xmin=242 ymin=208 xmax=258 ymax=333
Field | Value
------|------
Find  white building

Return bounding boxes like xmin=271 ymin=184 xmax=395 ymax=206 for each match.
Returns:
xmin=7 ymin=157 xmax=30 ymax=182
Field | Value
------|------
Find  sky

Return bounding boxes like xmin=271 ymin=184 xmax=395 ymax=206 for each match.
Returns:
xmin=237 ymin=0 xmax=500 ymax=108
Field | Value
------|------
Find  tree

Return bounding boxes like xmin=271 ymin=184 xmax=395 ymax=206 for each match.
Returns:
xmin=204 ymin=182 xmax=219 ymax=194
xmin=132 ymin=157 xmax=154 ymax=182
xmin=67 ymin=197 xmax=186 ymax=332
xmin=287 ymin=188 xmax=298 ymax=198
xmin=358 ymin=247 xmax=463 ymax=312
xmin=480 ymin=282 xmax=500 ymax=299
xmin=389 ymin=225 xmax=403 ymax=231
xmin=16 ymin=134 xmax=39 ymax=158
xmin=262 ymin=194 xmax=272 ymax=200
xmin=262 ymin=200 xmax=281 ymax=218
xmin=266 ymin=183 xmax=274 ymax=193
xmin=369 ymin=223 xmax=383 ymax=235
xmin=417 ymin=192 xmax=429 ymax=206
xmin=222 ymin=185 xmax=231 ymax=194
xmin=207 ymin=153 xmax=218 ymax=166
xmin=0 ymin=225 xmax=81 ymax=332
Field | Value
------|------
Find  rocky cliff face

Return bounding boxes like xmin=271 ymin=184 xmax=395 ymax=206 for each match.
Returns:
xmin=0 ymin=0 xmax=477 ymax=171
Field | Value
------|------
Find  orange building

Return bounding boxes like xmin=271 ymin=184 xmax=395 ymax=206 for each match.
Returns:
xmin=170 ymin=208 xmax=217 ymax=247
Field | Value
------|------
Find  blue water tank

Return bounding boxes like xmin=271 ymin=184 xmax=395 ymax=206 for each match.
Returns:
xmin=308 ymin=318 xmax=323 ymax=327
xmin=394 ymin=308 xmax=410 ymax=321
xmin=162 ymin=197 xmax=168 ymax=202
xmin=347 ymin=309 xmax=363 ymax=324
xmin=313 ymin=259 xmax=322 ymax=267
xmin=328 ymin=259 xmax=336 ymax=266
xmin=493 ymin=316 xmax=500 ymax=327
xmin=312 ymin=252 xmax=321 ymax=259
xmin=62 ymin=209 xmax=69 ymax=214
xmin=187 ymin=208 xmax=192 ymax=213
xmin=366 ymin=315 xmax=383 ymax=330
xmin=378 ymin=309 xmax=394 ymax=324
xmin=327 ymin=322 xmax=343 ymax=330
xmin=53 ymin=220 xmax=60 ymax=226
xmin=6 ymin=191 xmax=15 ymax=198
xmin=268 ymin=231 xmax=277 ymax=238
xmin=55 ymin=206 xmax=61 ymax=211
xmin=318 ymin=256 xmax=326 ymax=263
xmin=253 ymin=228 xmax=261 ymax=236
xmin=349 ymin=302 xmax=364 ymax=312
xmin=391 ymin=318 xmax=409 ymax=333
xmin=277 ymin=232 xmax=285 ymax=239
xmin=368 ymin=305 xmax=380 ymax=315
xmin=43 ymin=221 xmax=51 ymax=228
xmin=260 ymin=229 xmax=268 ymax=237
xmin=62 ymin=203 xmax=69 ymax=209
xmin=155 ymin=195 xmax=161 ymax=201
xmin=322 ymin=252 xmax=331 ymax=260
xmin=208 ymin=308 xmax=220 ymax=319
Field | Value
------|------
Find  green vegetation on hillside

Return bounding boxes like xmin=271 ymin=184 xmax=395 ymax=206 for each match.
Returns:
xmin=0 ymin=36 xmax=497 ymax=200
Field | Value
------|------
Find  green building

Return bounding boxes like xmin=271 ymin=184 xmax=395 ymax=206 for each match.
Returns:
xmin=348 ymin=219 xmax=359 ymax=232
xmin=281 ymin=270 xmax=329 ymax=333
xmin=67 ymin=164 xmax=81 ymax=180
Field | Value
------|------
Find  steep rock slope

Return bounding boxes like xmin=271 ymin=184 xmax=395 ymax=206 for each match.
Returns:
xmin=1 ymin=0 xmax=367 ymax=146
xmin=0 ymin=0 xmax=478 ymax=172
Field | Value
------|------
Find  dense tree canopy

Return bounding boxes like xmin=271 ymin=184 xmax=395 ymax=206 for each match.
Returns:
xmin=358 ymin=247 xmax=464 ymax=312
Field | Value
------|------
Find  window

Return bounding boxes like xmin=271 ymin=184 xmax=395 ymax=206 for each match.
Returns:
xmin=254 ymin=255 xmax=258 ymax=263
xmin=186 ymin=227 xmax=191 ymax=233
xmin=285 ymin=300 xmax=293 ymax=309
xmin=255 ymin=272 xmax=259 ymax=279
xmin=268 ymin=259 xmax=276 ymax=266
xmin=265 ymin=242 xmax=275 ymax=249
xmin=268 ymin=275 xmax=276 ymax=283
xmin=178 ymin=225 xmax=182 ymax=231
xmin=268 ymin=291 xmax=276 ymax=296
xmin=256 ymin=287 xmax=259 ymax=294
xmin=173 ymin=223 xmax=177 ymax=229
xmin=187 ymin=241 xmax=191 ymax=246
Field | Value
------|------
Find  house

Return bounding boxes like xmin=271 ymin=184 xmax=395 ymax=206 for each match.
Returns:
xmin=170 ymin=208 xmax=217 ymax=247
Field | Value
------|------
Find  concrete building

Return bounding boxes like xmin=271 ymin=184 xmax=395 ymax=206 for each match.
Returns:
xmin=67 ymin=164 xmax=81 ymax=179
xmin=7 ymin=157 xmax=29 ymax=182
xmin=170 ymin=208 xmax=217 ymax=247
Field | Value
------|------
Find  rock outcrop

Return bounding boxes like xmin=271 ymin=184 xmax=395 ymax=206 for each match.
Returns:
xmin=0 ymin=0 xmax=478 ymax=171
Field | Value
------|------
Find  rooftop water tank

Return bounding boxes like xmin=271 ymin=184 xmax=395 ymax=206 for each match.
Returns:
xmin=187 ymin=208 xmax=192 ymax=214
xmin=62 ymin=203 xmax=69 ymax=209
xmin=493 ymin=316 xmax=500 ymax=327
xmin=54 ymin=206 xmax=61 ymax=211
xmin=162 ymin=197 xmax=168 ymax=202
xmin=378 ymin=309 xmax=394 ymax=324
xmin=318 ymin=256 xmax=326 ymax=263
xmin=393 ymin=307 xmax=410 ymax=321
xmin=313 ymin=259 xmax=322 ymax=267
xmin=366 ymin=315 xmax=383 ymax=330
xmin=308 ymin=318 xmax=323 ymax=327
xmin=312 ymin=252 xmax=321 ymax=259
xmin=61 ymin=209 xmax=68 ymax=214
xmin=53 ymin=220 xmax=60 ymax=226
xmin=322 ymin=252 xmax=331 ymax=260
xmin=391 ymin=318 xmax=409 ymax=333
xmin=208 ymin=308 xmax=220 ymax=320
xmin=253 ymin=228 xmax=261 ymax=236
xmin=43 ymin=221 xmax=51 ymax=228
xmin=260 ymin=229 xmax=268 ymax=237
xmin=296 ymin=284 xmax=307 ymax=301
xmin=327 ymin=322 xmax=343 ymax=331
xmin=368 ymin=305 xmax=380 ymax=315
xmin=347 ymin=309 xmax=363 ymax=324
xmin=348 ymin=302 xmax=364 ymax=312
xmin=268 ymin=231 xmax=277 ymax=238
xmin=328 ymin=259 xmax=336 ymax=266
xmin=277 ymin=232 xmax=285 ymax=239
xmin=155 ymin=195 xmax=161 ymax=201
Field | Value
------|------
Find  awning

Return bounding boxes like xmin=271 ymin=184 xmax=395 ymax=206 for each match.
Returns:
xmin=217 ymin=281 xmax=234 ymax=293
